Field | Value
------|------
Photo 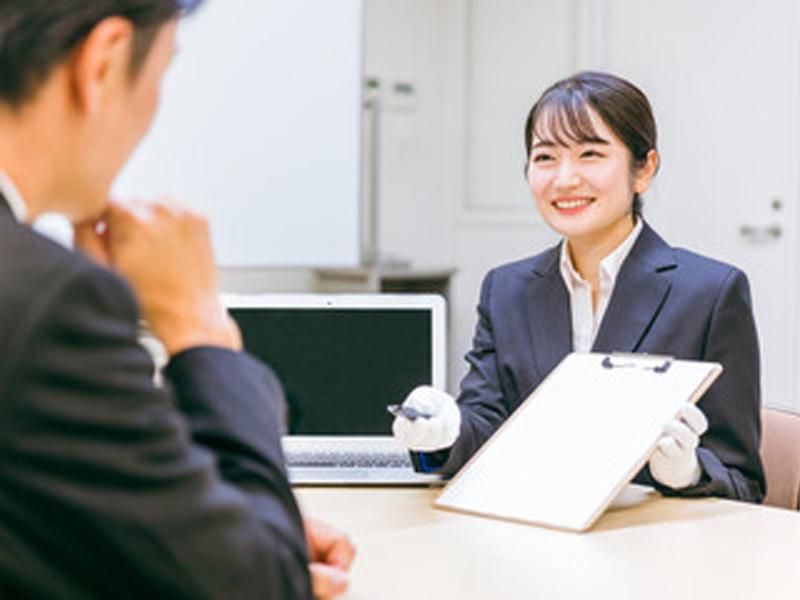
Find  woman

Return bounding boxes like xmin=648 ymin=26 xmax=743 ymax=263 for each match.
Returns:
xmin=393 ymin=72 xmax=764 ymax=502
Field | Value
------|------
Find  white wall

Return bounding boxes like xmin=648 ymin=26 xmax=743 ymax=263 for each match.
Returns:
xmin=117 ymin=0 xmax=363 ymax=268
xmin=362 ymin=0 xmax=456 ymax=268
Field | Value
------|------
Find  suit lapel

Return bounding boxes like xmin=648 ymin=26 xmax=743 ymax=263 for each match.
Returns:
xmin=592 ymin=222 xmax=676 ymax=353
xmin=524 ymin=244 xmax=572 ymax=379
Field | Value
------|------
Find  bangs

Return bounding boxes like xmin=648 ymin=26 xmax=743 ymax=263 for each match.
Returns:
xmin=532 ymin=93 xmax=608 ymax=147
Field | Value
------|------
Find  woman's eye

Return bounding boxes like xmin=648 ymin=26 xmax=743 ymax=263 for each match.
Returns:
xmin=532 ymin=153 xmax=554 ymax=163
xmin=581 ymin=149 xmax=603 ymax=158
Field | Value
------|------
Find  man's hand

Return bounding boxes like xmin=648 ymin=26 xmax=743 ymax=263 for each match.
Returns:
xmin=392 ymin=386 xmax=461 ymax=452
xmin=305 ymin=517 xmax=356 ymax=599
xmin=74 ymin=218 xmax=112 ymax=267
xmin=75 ymin=199 xmax=240 ymax=356
xmin=648 ymin=402 xmax=708 ymax=490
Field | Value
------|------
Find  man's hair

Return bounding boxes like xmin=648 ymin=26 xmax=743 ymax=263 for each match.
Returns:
xmin=0 ymin=0 xmax=203 ymax=108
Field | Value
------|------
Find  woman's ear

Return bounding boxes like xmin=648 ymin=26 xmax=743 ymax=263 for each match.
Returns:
xmin=68 ymin=17 xmax=134 ymax=115
xmin=633 ymin=149 xmax=659 ymax=194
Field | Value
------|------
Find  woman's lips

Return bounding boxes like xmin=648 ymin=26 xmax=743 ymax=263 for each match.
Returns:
xmin=552 ymin=197 xmax=594 ymax=214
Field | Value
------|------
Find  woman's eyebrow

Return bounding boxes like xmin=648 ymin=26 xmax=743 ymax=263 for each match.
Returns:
xmin=580 ymin=136 xmax=611 ymax=145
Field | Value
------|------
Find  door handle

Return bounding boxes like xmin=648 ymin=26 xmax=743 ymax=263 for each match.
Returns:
xmin=739 ymin=224 xmax=782 ymax=241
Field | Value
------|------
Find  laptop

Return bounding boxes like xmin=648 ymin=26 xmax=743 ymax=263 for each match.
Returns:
xmin=223 ymin=293 xmax=445 ymax=485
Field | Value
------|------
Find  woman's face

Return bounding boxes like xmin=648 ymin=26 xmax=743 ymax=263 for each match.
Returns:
xmin=527 ymin=106 xmax=654 ymax=250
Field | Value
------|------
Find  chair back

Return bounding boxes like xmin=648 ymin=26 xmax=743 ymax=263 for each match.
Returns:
xmin=761 ymin=407 xmax=800 ymax=510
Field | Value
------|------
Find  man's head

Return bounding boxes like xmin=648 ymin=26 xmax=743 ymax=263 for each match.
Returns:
xmin=0 ymin=1 xmax=202 ymax=107
xmin=0 ymin=0 xmax=203 ymax=221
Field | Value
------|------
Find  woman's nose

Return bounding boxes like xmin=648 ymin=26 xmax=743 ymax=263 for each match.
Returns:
xmin=554 ymin=159 xmax=581 ymax=188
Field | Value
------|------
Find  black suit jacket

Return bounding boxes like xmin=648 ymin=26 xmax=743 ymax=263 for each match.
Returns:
xmin=422 ymin=222 xmax=764 ymax=502
xmin=0 ymin=196 xmax=312 ymax=598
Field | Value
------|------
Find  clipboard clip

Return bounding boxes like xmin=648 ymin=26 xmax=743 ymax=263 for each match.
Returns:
xmin=601 ymin=353 xmax=673 ymax=374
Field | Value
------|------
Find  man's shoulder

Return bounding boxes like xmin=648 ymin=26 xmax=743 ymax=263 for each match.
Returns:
xmin=0 ymin=219 xmax=137 ymax=348
xmin=1 ymin=217 xmax=120 ymax=294
xmin=3 ymin=215 xmax=69 ymax=265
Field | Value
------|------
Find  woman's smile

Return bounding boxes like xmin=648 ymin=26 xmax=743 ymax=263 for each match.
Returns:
xmin=552 ymin=196 xmax=595 ymax=214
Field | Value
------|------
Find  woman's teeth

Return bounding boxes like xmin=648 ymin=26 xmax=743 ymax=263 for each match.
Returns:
xmin=554 ymin=198 xmax=592 ymax=209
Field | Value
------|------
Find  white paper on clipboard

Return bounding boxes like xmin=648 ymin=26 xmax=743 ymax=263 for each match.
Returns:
xmin=434 ymin=352 xmax=723 ymax=532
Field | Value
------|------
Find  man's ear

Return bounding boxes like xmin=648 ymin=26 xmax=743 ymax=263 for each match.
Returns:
xmin=69 ymin=17 xmax=134 ymax=115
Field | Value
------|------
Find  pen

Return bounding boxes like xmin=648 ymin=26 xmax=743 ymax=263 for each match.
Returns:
xmin=386 ymin=404 xmax=432 ymax=421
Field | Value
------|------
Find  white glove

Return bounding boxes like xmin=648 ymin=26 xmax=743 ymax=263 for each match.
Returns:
xmin=648 ymin=403 xmax=708 ymax=490
xmin=391 ymin=386 xmax=461 ymax=452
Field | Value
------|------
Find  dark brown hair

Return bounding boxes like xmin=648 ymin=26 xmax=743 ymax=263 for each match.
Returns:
xmin=0 ymin=0 xmax=203 ymax=108
xmin=523 ymin=71 xmax=657 ymax=213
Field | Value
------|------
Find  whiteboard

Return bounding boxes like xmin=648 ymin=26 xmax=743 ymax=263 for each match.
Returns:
xmin=113 ymin=0 xmax=363 ymax=267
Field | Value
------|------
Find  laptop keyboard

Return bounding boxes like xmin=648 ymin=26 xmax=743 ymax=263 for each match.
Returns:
xmin=286 ymin=450 xmax=413 ymax=469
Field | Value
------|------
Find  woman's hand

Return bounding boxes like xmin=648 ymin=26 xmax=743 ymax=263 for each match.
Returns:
xmin=392 ymin=386 xmax=461 ymax=452
xmin=648 ymin=403 xmax=708 ymax=489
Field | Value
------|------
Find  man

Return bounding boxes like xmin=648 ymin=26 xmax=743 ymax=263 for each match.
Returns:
xmin=0 ymin=1 xmax=354 ymax=597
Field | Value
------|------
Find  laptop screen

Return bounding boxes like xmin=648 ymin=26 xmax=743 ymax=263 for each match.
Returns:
xmin=227 ymin=296 xmax=444 ymax=436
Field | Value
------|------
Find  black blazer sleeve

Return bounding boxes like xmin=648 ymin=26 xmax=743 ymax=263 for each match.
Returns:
xmin=0 ymin=260 xmax=312 ymax=599
xmin=651 ymin=268 xmax=765 ymax=502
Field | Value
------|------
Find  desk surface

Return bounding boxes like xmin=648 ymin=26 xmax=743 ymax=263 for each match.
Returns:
xmin=296 ymin=486 xmax=800 ymax=600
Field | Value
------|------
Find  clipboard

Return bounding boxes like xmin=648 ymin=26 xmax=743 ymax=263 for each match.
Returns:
xmin=433 ymin=352 xmax=723 ymax=532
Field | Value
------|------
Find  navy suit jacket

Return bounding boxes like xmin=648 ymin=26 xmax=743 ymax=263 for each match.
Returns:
xmin=424 ymin=222 xmax=765 ymax=502
xmin=0 ymin=195 xmax=313 ymax=598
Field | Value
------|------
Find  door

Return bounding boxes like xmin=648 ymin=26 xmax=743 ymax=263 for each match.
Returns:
xmin=603 ymin=0 xmax=800 ymax=411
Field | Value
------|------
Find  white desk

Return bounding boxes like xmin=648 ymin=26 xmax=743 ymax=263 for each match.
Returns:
xmin=296 ymin=486 xmax=800 ymax=599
